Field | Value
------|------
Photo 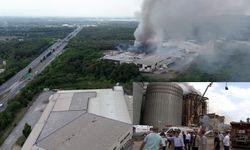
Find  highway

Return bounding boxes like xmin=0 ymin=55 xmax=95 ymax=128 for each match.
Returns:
xmin=0 ymin=25 xmax=82 ymax=111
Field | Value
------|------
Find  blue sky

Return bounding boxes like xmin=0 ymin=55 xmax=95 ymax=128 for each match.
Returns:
xmin=0 ymin=0 xmax=142 ymax=17
xmin=189 ymin=82 xmax=250 ymax=123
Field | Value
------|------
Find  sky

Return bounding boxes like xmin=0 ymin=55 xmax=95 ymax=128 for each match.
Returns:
xmin=1 ymin=0 xmax=250 ymax=17
xmin=0 ymin=0 xmax=142 ymax=17
xmin=189 ymin=82 xmax=250 ymax=124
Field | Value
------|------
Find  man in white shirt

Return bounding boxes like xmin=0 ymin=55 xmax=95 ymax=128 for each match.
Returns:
xmin=160 ymin=132 xmax=167 ymax=150
xmin=223 ymin=131 xmax=230 ymax=150
xmin=186 ymin=132 xmax=191 ymax=150
xmin=219 ymin=132 xmax=224 ymax=146
xmin=200 ymin=130 xmax=207 ymax=150
xmin=167 ymin=130 xmax=185 ymax=150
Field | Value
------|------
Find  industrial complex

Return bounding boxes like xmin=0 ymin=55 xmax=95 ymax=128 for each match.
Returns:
xmin=103 ymin=47 xmax=198 ymax=74
xmin=133 ymin=82 xmax=225 ymax=130
xmin=22 ymin=86 xmax=133 ymax=150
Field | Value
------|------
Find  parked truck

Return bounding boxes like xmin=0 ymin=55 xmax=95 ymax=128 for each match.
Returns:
xmin=230 ymin=118 xmax=250 ymax=148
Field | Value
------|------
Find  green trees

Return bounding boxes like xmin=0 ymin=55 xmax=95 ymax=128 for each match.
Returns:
xmin=0 ymin=22 xmax=144 ymax=144
xmin=87 ymin=60 xmax=141 ymax=82
xmin=111 ymin=63 xmax=141 ymax=82
xmin=33 ymin=48 xmax=142 ymax=89
xmin=22 ymin=123 xmax=31 ymax=138
xmin=0 ymin=112 xmax=13 ymax=131
xmin=68 ymin=23 xmax=136 ymax=51
xmin=0 ymin=26 xmax=75 ymax=85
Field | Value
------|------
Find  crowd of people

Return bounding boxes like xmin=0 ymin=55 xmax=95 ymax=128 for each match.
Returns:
xmin=139 ymin=127 xmax=231 ymax=150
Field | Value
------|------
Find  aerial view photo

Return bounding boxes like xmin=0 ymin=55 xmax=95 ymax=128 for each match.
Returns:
xmin=0 ymin=0 xmax=250 ymax=150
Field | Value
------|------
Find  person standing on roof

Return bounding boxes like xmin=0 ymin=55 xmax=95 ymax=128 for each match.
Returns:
xmin=140 ymin=127 xmax=163 ymax=150
xmin=223 ymin=131 xmax=230 ymax=150
xmin=167 ymin=130 xmax=185 ymax=150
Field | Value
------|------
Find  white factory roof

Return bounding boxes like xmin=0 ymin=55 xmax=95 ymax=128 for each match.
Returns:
xmin=135 ymin=52 xmax=177 ymax=66
xmin=22 ymin=86 xmax=132 ymax=150
xmin=88 ymin=87 xmax=132 ymax=123
xmin=103 ymin=51 xmax=144 ymax=63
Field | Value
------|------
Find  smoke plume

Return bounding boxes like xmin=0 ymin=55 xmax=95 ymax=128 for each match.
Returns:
xmin=177 ymin=83 xmax=201 ymax=95
xmin=134 ymin=0 xmax=250 ymax=52
xmin=134 ymin=0 xmax=250 ymax=80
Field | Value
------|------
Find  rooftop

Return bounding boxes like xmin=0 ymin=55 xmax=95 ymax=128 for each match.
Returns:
xmin=135 ymin=53 xmax=176 ymax=66
xmin=22 ymin=86 xmax=133 ymax=150
xmin=103 ymin=51 xmax=144 ymax=63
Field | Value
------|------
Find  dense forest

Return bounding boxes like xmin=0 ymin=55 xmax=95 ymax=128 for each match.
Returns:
xmin=69 ymin=22 xmax=136 ymax=50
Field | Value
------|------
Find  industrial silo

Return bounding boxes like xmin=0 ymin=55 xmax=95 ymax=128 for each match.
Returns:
xmin=142 ymin=82 xmax=183 ymax=129
xmin=133 ymin=82 xmax=147 ymax=125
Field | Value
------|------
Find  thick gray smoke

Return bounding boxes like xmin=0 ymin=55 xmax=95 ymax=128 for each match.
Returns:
xmin=134 ymin=0 xmax=250 ymax=80
xmin=134 ymin=0 xmax=250 ymax=52
xmin=177 ymin=83 xmax=201 ymax=95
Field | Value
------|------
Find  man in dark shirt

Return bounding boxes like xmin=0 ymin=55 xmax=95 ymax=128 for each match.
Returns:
xmin=214 ymin=132 xmax=220 ymax=150
xmin=182 ymin=131 xmax=187 ymax=150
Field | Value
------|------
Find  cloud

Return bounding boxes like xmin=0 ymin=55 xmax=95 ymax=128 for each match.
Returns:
xmin=0 ymin=0 xmax=140 ymax=17
xmin=189 ymin=82 xmax=250 ymax=123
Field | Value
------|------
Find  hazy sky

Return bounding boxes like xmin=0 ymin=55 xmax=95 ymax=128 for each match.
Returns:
xmin=0 ymin=0 xmax=142 ymax=17
xmin=189 ymin=82 xmax=250 ymax=124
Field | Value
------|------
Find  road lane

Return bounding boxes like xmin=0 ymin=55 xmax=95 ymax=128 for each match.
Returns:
xmin=0 ymin=26 xmax=82 ymax=111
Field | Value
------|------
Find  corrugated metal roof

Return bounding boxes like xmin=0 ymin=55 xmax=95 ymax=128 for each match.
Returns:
xmin=135 ymin=53 xmax=177 ymax=66
xmin=37 ymin=111 xmax=85 ymax=141
xmin=22 ymin=87 xmax=132 ymax=150
xmin=36 ymin=113 xmax=132 ymax=150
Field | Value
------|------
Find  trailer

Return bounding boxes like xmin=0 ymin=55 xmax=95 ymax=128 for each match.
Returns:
xmin=230 ymin=119 xmax=250 ymax=148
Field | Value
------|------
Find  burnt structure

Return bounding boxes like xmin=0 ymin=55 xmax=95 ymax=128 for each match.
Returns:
xmin=182 ymin=93 xmax=208 ymax=126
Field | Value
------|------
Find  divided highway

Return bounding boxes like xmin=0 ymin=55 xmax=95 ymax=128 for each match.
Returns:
xmin=0 ymin=25 xmax=83 ymax=111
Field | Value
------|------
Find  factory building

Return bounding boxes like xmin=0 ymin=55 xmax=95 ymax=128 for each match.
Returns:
xmin=102 ymin=50 xmax=144 ymax=64
xmin=22 ymin=86 xmax=133 ymax=150
xmin=102 ymin=49 xmax=197 ymax=75
xmin=133 ymin=82 xmax=208 ymax=129
xmin=206 ymin=113 xmax=225 ymax=128
xmin=199 ymin=113 xmax=225 ymax=130
xmin=135 ymin=54 xmax=176 ymax=73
